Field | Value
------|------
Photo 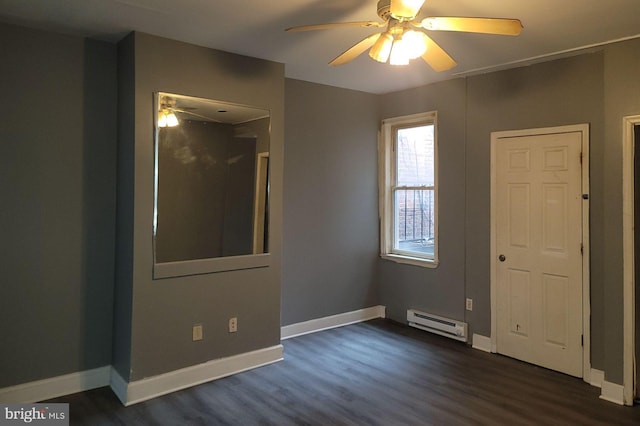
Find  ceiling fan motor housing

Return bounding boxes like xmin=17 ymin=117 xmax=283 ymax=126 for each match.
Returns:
xmin=377 ymin=0 xmax=392 ymax=21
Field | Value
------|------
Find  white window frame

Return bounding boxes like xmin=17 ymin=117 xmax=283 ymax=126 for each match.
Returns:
xmin=379 ymin=111 xmax=439 ymax=268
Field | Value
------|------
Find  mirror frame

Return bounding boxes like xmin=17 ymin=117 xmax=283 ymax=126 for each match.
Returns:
xmin=152 ymin=92 xmax=271 ymax=279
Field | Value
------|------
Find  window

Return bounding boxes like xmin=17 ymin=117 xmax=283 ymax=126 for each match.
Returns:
xmin=379 ymin=111 xmax=438 ymax=267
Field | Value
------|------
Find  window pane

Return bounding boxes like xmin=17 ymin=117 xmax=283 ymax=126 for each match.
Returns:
xmin=394 ymin=189 xmax=435 ymax=257
xmin=396 ymin=125 xmax=434 ymax=187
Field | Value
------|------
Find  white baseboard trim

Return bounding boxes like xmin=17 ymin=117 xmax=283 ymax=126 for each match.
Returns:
xmin=112 ymin=345 xmax=284 ymax=406
xmin=589 ymin=368 xmax=604 ymax=388
xmin=281 ymin=305 xmax=386 ymax=340
xmin=0 ymin=366 xmax=110 ymax=403
xmin=599 ymin=379 xmax=625 ymax=405
xmin=471 ymin=334 xmax=492 ymax=353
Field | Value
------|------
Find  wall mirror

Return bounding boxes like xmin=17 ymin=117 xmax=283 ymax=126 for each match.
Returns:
xmin=153 ymin=92 xmax=270 ymax=278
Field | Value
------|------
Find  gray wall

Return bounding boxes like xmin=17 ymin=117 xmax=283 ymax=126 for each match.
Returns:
xmin=282 ymin=79 xmax=380 ymax=325
xmin=377 ymin=78 xmax=467 ymax=323
xmin=113 ymin=33 xmax=135 ymax=379
xmin=115 ymin=32 xmax=284 ymax=381
xmin=0 ymin=23 xmax=117 ymax=387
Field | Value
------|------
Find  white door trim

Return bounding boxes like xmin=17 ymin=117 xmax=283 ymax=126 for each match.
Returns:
xmin=490 ymin=123 xmax=591 ymax=383
xmin=622 ymin=115 xmax=638 ymax=405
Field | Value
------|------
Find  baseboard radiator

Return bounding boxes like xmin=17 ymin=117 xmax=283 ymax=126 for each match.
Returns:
xmin=407 ymin=309 xmax=468 ymax=342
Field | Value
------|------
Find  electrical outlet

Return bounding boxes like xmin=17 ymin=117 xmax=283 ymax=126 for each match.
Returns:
xmin=465 ymin=298 xmax=473 ymax=311
xmin=229 ymin=317 xmax=238 ymax=333
xmin=192 ymin=324 xmax=203 ymax=341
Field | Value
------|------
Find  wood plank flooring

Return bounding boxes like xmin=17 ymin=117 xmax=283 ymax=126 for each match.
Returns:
xmin=47 ymin=319 xmax=640 ymax=425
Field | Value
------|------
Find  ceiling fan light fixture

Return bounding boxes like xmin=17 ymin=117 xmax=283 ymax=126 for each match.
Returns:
xmin=166 ymin=111 xmax=179 ymax=127
xmin=389 ymin=38 xmax=410 ymax=65
xmin=369 ymin=32 xmax=394 ymax=63
xmin=387 ymin=30 xmax=426 ymax=65
xmin=158 ymin=110 xmax=168 ymax=128
xmin=401 ymin=30 xmax=427 ymax=58
xmin=158 ymin=108 xmax=179 ymax=128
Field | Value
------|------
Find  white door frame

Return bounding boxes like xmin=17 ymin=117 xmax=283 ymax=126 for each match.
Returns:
xmin=622 ymin=115 xmax=638 ymax=405
xmin=490 ymin=123 xmax=591 ymax=384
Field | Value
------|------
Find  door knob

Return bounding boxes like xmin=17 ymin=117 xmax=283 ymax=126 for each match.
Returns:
xmin=499 ymin=254 xmax=506 ymax=262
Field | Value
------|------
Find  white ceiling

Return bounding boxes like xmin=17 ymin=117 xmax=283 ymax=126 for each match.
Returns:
xmin=1 ymin=0 xmax=639 ymax=94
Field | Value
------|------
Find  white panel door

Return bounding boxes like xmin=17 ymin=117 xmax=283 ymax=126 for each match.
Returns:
xmin=495 ymin=131 xmax=583 ymax=377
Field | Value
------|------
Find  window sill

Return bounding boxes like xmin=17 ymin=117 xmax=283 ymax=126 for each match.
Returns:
xmin=380 ymin=253 xmax=439 ymax=269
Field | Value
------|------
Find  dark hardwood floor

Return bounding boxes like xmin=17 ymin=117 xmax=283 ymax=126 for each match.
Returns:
xmin=48 ymin=319 xmax=640 ymax=425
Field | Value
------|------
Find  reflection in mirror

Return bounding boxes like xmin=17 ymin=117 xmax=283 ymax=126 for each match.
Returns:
xmin=154 ymin=92 xmax=270 ymax=269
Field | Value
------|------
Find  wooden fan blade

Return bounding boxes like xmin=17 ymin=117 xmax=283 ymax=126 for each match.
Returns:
xmin=330 ymin=33 xmax=382 ymax=66
xmin=421 ymin=34 xmax=457 ymax=71
xmin=390 ymin=0 xmax=426 ymax=18
xmin=420 ymin=17 xmax=523 ymax=36
xmin=286 ymin=21 xmax=384 ymax=32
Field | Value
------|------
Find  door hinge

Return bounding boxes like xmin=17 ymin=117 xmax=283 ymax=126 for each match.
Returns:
xmin=581 ymin=334 xmax=584 ymax=347
xmin=580 ymin=152 xmax=583 ymax=164
xmin=580 ymin=244 xmax=583 ymax=255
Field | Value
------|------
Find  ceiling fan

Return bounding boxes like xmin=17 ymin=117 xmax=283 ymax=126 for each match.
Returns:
xmin=285 ymin=0 xmax=523 ymax=71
